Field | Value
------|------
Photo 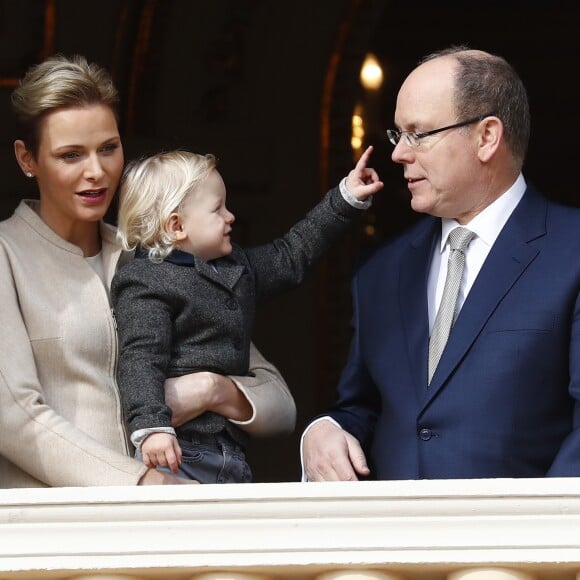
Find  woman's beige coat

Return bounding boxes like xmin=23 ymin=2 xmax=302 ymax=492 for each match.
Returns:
xmin=0 ymin=201 xmax=295 ymax=488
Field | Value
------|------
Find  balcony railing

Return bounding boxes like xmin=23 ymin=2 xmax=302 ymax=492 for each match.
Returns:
xmin=0 ymin=478 xmax=579 ymax=579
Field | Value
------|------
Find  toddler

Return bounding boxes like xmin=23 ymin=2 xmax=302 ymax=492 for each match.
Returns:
xmin=111 ymin=147 xmax=382 ymax=483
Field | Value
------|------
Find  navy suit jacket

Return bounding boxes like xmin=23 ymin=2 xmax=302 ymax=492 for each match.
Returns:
xmin=327 ymin=185 xmax=580 ymax=479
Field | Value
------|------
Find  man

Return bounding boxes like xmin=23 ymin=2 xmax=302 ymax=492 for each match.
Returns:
xmin=303 ymin=46 xmax=580 ymax=481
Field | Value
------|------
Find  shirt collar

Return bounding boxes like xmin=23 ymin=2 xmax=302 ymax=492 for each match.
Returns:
xmin=439 ymin=172 xmax=527 ymax=252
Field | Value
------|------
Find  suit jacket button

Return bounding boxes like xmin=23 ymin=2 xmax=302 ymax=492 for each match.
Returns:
xmin=419 ymin=428 xmax=432 ymax=441
xmin=226 ymin=298 xmax=238 ymax=310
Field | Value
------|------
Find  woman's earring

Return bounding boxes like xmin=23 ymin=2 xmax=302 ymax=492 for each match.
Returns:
xmin=25 ymin=172 xmax=33 ymax=178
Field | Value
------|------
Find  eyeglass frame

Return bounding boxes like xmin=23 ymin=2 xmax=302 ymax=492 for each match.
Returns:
xmin=387 ymin=112 xmax=497 ymax=148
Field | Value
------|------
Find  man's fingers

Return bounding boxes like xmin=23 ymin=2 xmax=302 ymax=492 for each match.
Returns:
xmin=303 ymin=420 xmax=364 ymax=481
xmin=306 ymin=449 xmax=356 ymax=482
xmin=346 ymin=434 xmax=370 ymax=476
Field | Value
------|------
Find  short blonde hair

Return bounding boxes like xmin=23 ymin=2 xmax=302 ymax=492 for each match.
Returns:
xmin=11 ymin=54 xmax=119 ymax=157
xmin=117 ymin=150 xmax=216 ymax=262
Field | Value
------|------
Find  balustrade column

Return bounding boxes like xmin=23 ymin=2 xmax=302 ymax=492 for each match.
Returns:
xmin=68 ymin=575 xmax=145 ymax=580
xmin=316 ymin=570 xmax=403 ymax=580
xmin=448 ymin=568 xmax=535 ymax=579
xmin=192 ymin=573 xmax=271 ymax=580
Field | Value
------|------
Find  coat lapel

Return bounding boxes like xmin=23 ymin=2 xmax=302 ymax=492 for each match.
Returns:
xmin=195 ymin=256 xmax=245 ymax=290
xmin=423 ymin=187 xmax=547 ymax=408
xmin=399 ymin=218 xmax=439 ymax=399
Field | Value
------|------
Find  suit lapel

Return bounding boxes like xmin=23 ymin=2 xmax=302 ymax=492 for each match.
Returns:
xmin=423 ymin=187 xmax=547 ymax=408
xmin=399 ymin=219 xmax=439 ymax=399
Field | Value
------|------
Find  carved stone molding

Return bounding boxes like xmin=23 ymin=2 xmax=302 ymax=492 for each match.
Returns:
xmin=0 ymin=478 xmax=579 ymax=578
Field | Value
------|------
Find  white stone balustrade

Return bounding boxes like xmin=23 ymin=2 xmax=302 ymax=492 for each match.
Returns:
xmin=0 ymin=478 xmax=579 ymax=579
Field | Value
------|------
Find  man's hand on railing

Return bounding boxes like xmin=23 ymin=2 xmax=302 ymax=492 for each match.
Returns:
xmin=303 ymin=419 xmax=370 ymax=481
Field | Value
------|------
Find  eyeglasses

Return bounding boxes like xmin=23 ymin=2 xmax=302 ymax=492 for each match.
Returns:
xmin=387 ymin=112 xmax=497 ymax=148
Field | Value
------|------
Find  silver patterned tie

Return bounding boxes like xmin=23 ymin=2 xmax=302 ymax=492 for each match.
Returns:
xmin=428 ymin=226 xmax=475 ymax=384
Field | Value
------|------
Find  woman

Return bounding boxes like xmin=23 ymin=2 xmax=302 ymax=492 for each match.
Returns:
xmin=0 ymin=54 xmax=295 ymax=488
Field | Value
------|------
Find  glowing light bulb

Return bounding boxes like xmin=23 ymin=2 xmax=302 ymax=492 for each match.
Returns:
xmin=360 ymin=53 xmax=384 ymax=90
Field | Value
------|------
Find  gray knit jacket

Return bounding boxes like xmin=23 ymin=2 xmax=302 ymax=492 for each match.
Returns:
xmin=111 ymin=185 xmax=365 ymax=442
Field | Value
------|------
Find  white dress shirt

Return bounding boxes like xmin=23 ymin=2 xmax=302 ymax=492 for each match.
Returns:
xmin=427 ymin=173 xmax=527 ymax=330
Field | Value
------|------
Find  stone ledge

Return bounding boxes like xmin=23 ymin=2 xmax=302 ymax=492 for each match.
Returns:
xmin=0 ymin=478 xmax=578 ymax=578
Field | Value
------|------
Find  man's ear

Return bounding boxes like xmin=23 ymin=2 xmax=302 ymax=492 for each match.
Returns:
xmin=166 ymin=212 xmax=186 ymax=240
xmin=14 ymin=140 xmax=36 ymax=177
xmin=477 ymin=116 xmax=503 ymax=163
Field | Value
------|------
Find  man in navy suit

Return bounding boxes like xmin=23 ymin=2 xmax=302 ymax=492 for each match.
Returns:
xmin=303 ymin=46 xmax=580 ymax=481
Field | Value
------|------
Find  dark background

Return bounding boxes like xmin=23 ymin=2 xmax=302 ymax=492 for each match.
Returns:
xmin=1 ymin=0 xmax=579 ymax=481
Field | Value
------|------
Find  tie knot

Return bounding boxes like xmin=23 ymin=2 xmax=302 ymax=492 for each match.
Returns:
xmin=448 ymin=227 xmax=475 ymax=252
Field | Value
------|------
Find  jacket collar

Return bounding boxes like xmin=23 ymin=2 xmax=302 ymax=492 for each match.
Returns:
xmin=136 ymin=248 xmax=246 ymax=291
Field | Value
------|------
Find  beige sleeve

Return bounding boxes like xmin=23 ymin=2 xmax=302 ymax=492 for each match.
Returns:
xmin=229 ymin=343 xmax=296 ymax=437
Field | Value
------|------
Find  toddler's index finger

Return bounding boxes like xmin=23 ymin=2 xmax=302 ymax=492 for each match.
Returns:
xmin=355 ymin=145 xmax=374 ymax=172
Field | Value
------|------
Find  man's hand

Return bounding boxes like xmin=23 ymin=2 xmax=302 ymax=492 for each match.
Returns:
xmin=345 ymin=145 xmax=384 ymax=201
xmin=303 ymin=419 xmax=370 ymax=481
